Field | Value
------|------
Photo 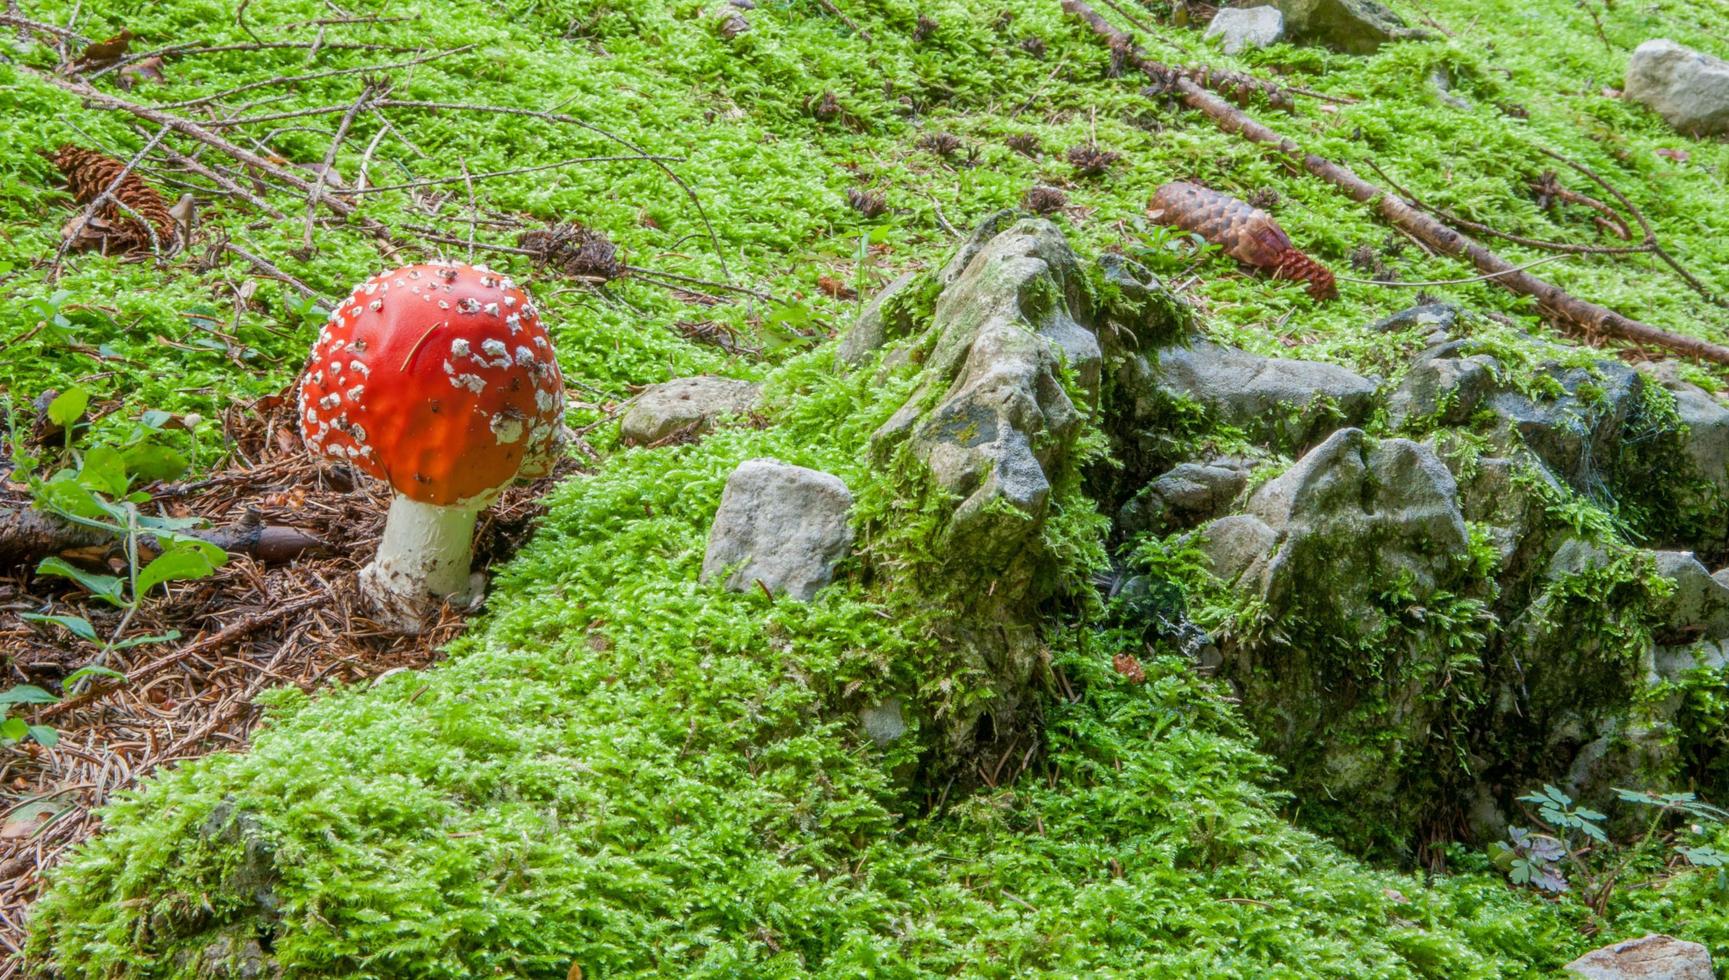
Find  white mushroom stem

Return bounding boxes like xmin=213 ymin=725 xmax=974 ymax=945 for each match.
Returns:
xmin=358 ymin=494 xmax=486 ymax=631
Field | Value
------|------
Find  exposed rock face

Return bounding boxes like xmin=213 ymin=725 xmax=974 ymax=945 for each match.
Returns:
xmin=1199 ymin=429 xmax=1475 ymax=822
xmin=1205 ymin=6 xmax=1286 ymax=54
xmin=702 ymin=458 xmax=853 ymax=601
xmin=1565 ymin=934 xmax=1715 ymax=980
xmin=1116 ymin=458 xmax=1249 ymax=537
xmin=1147 ymin=340 xmax=1376 ymax=449
xmin=865 ymin=215 xmax=1129 ymax=762
xmin=620 ymin=376 xmax=760 ymax=446
xmin=874 ymin=216 xmax=1099 ymax=592
xmin=836 ymin=270 xmax=925 ymax=367
xmin=1266 ymin=0 xmax=1416 ymax=53
xmin=1625 ymin=39 xmax=1729 ymax=136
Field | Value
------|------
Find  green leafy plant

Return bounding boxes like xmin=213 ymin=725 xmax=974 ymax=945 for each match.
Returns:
xmin=1495 ymin=784 xmax=1729 ymax=917
xmin=19 ymin=428 xmax=216 ymax=671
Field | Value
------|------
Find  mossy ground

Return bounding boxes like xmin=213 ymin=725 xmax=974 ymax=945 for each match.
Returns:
xmin=7 ymin=0 xmax=1729 ymax=974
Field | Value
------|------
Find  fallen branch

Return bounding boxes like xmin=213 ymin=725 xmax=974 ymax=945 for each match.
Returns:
xmin=301 ymin=81 xmax=378 ymax=254
xmin=224 ymin=242 xmax=329 ymax=300
xmin=813 ymin=0 xmax=872 ymax=42
xmin=1 ymin=505 xmax=327 ymax=569
xmin=1062 ymin=0 xmax=1729 ymax=366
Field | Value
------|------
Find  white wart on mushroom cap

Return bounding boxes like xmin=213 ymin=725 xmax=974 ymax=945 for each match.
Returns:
xmin=296 ymin=260 xmax=566 ymax=506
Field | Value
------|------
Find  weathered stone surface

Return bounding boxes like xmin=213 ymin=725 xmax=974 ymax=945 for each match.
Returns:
xmin=621 ymin=376 xmax=760 ymax=446
xmin=1205 ymin=6 xmax=1285 ymax=54
xmin=1651 ymin=551 xmax=1729 ymax=647
xmin=1625 ymin=39 xmax=1729 ymax=136
xmin=1267 ymin=0 xmax=1416 ymax=53
xmin=1483 ymin=359 xmax=1644 ymax=491
xmin=875 ymin=217 xmax=1099 ymax=584
xmin=1152 ymin=340 xmax=1376 ymax=448
xmin=1387 ymin=341 xmax=1499 ymax=430
xmin=702 ymin=458 xmax=853 ymax=601
xmin=1565 ymin=934 xmax=1715 ymax=980
xmin=837 ymin=270 xmax=924 ymax=367
xmin=1116 ymin=458 xmax=1249 ymax=537
xmin=870 ymin=216 xmax=1115 ymax=763
xmin=1200 ymin=429 xmax=1471 ymax=816
xmin=1371 ymin=301 xmax=1459 ymax=342
xmin=1210 ymin=428 xmax=1467 ymax=599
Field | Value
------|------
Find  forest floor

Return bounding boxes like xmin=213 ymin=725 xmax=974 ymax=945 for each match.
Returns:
xmin=3 ymin=0 xmax=1729 ymax=975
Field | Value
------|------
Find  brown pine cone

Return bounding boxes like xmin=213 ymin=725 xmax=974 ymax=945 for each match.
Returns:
xmin=50 ymin=144 xmax=176 ymax=254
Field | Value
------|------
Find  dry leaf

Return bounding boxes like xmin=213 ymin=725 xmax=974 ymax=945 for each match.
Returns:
xmin=116 ymin=55 xmax=167 ymax=91
xmin=1656 ymin=147 xmax=1690 ymax=163
xmin=816 ymin=275 xmax=856 ymax=300
xmin=1112 ymin=652 xmax=1145 ymax=684
xmin=66 ymin=29 xmax=134 ymax=74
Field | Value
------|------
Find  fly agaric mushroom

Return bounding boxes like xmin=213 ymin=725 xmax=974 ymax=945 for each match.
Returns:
xmin=297 ymin=260 xmax=565 ymax=630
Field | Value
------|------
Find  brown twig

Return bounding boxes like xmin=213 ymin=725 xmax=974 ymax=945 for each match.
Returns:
xmin=813 ymin=0 xmax=872 ymax=42
xmin=225 ymin=242 xmax=329 ymax=300
xmin=1061 ymin=0 xmax=1729 ymax=366
xmin=1539 ymin=148 xmax=1726 ymax=308
xmin=301 ymin=82 xmax=377 ymax=254
xmin=38 ymin=72 xmax=401 ymax=245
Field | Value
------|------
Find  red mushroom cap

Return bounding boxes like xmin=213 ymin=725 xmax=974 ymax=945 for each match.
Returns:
xmin=296 ymin=261 xmax=565 ymax=506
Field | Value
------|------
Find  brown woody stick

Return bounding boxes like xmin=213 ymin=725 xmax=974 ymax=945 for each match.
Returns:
xmin=1062 ymin=0 xmax=1729 ymax=366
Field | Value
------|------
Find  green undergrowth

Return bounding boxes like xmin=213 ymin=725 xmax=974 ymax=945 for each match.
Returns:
xmin=27 ymin=344 xmax=1587 ymax=976
xmin=13 ymin=0 xmax=1729 ymax=973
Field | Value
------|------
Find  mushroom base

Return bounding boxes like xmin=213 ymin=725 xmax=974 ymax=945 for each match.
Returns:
xmin=359 ymin=494 xmax=486 ymax=632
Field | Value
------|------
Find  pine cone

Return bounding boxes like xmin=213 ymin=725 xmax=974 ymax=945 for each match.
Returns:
xmin=1149 ymin=181 xmax=1337 ymax=300
xmin=50 ymin=144 xmax=176 ymax=254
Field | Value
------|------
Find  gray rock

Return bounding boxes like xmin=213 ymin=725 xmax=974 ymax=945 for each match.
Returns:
xmin=1638 ymin=364 xmax=1729 ymax=500
xmin=1200 ymin=513 xmax=1279 ymax=582
xmin=1387 ymin=344 xmax=1500 ymax=430
xmin=1651 ymin=550 xmax=1729 ymax=646
xmin=1199 ymin=428 xmax=1470 ymax=812
xmin=1153 ymin=340 xmax=1376 ymax=448
xmin=1482 ymin=359 xmax=1644 ymax=491
xmin=701 ymin=458 xmax=853 ymax=601
xmin=875 ymin=217 xmax=1099 ymax=581
xmin=1267 ymin=0 xmax=1417 ymax=53
xmin=1371 ymin=301 xmax=1460 ymax=341
xmin=858 ymin=698 xmax=907 ymax=746
xmin=869 ymin=216 xmax=1108 ymax=763
xmin=1205 ymin=6 xmax=1285 ymax=54
xmin=1718 ymin=567 xmax=1729 ymax=590
xmin=837 ymin=270 xmax=924 ymax=368
xmin=621 ymin=376 xmax=760 ymax=446
xmin=1118 ymin=459 xmax=1249 ymax=537
xmin=1565 ymin=934 xmax=1714 ymax=980
xmin=1625 ymin=39 xmax=1729 ymax=136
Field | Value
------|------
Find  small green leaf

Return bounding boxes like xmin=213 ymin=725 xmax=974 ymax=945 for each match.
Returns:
xmin=19 ymin=613 xmax=98 ymax=643
xmin=122 ymin=443 xmax=189 ymax=483
xmin=46 ymin=386 xmax=90 ymax=429
xmin=36 ymin=557 xmax=125 ymax=606
xmin=0 ymin=717 xmax=26 ymax=742
xmin=63 ymin=664 xmax=125 ymax=689
xmin=77 ymin=445 xmax=129 ymax=497
xmin=0 ymin=685 xmax=59 ymax=706
xmin=135 ymin=541 xmax=226 ymax=597
xmin=27 ymin=725 xmax=58 ymax=747
xmin=111 ymin=630 xmax=181 ymax=650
